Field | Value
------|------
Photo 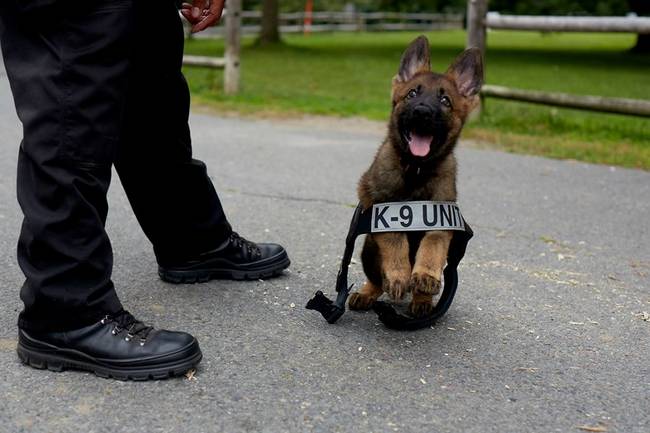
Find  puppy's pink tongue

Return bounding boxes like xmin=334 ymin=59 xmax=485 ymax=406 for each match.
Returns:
xmin=408 ymin=133 xmax=432 ymax=157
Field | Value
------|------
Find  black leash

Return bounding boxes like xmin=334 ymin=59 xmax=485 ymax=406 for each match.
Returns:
xmin=306 ymin=203 xmax=473 ymax=330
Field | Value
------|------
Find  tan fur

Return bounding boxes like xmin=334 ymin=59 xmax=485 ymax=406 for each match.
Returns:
xmin=409 ymin=230 xmax=453 ymax=314
xmin=348 ymin=281 xmax=383 ymax=311
xmin=374 ymin=232 xmax=411 ymax=300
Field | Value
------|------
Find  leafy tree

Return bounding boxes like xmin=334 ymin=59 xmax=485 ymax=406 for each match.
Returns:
xmin=488 ymin=0 xmax=629 ymax=15
xmin=244 ymin=0 xmax=643 ymax=48
xmin=245 ymin=0 xmax=634 ymax=15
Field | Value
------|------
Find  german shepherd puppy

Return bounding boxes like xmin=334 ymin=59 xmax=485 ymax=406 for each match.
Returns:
xmin=348 ymin=36 xmax=483 ymax=317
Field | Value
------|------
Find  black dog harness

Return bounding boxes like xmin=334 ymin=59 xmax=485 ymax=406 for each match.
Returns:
xmin=306 ymin=201 xmax=473 ymax=330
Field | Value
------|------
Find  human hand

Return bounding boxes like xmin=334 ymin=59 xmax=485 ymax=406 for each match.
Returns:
xmin=181 ymin=0 xmax=225 ymax=33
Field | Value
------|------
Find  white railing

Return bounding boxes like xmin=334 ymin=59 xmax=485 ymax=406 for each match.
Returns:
xmin=193 ymin=10 xmax=464 ymax=37
xmin=466 ymin=0 xmax=650 ymax=117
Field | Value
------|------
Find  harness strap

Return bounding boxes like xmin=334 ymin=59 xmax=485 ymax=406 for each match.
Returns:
xmin=306 ymin=203 xmax=473 ymax=330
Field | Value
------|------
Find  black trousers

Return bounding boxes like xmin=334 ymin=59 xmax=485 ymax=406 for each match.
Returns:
xmin=0 ymin=0 xmax=232 ymax=332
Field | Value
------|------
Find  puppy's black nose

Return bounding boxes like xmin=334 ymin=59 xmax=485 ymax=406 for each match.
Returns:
xmin=413 ymin=104 xmax=434 ymax=119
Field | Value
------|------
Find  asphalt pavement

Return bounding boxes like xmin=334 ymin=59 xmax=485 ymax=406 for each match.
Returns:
xmin=0 ymin=61 xmax=648 ymax=433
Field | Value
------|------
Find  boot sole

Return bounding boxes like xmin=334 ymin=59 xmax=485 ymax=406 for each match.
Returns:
xmin=158 ymin=252 xmax=291 ymax=284
xmin=17 ymin=334 xmax=202 ymax=381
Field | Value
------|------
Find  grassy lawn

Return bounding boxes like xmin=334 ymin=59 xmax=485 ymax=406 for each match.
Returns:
xmin=183 ymin=30 xmax=650 ymax=169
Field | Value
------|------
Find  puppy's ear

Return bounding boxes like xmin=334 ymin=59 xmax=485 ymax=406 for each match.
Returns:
xmin=446 ymin=48 xmax=483 ymax=97
xmin=395 ymin=36 xmax=431 ymax=83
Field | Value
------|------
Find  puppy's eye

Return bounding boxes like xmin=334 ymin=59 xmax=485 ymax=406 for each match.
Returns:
xmin=440 ymin=95 xmax=452 ymax=108
xmin=406 ymin=88 xmax=418 ymax=99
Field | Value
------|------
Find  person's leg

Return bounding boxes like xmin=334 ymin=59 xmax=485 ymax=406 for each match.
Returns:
xmin=1 ymin=2 xmax=130 ymax=331
xmin=115 ymin=0 xmax=231 ymax=266
xmin=2 ymin=1 xmax=201 ymax=379
xmin=117 ymin=1 xmax=290 ymax=282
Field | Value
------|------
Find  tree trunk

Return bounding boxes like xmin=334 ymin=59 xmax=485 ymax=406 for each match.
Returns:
xmin=259 ymin=0 xmax=280 ymax=45
xmin=630 ymin=0 xmax=650 ymax=53
xmin=632 ymin=34 xmax=650 ymax=53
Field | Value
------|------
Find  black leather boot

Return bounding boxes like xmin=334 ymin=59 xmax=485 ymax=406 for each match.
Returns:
xmin=17 ymin=310 xmax=202 ymax=380
xmin=158 ymin=232 xmax=290 ymax=283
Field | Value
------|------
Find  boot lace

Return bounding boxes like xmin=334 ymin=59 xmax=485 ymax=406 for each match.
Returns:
xmin=229 ymin=232 xmax=261 ymax=259
xmin=100 ymin=310 xmax=154 ymax=346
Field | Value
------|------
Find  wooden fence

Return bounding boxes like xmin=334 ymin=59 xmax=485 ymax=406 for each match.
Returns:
xmin=467 ymin=0 xmax=650 ymax=118
xmin=194 ymin=11 xmax=463 ymax=37
xmin=182 ymin=0 xmax=241 ymax=94
xmin=184 ymin=9 xmax=463 ymax=94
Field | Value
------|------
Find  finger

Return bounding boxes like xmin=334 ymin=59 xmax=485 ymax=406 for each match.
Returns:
xmin=210 ymin=0 xmax=226 ymax=20
xmin=181 ymin=2 xmax=200 ymax=23
xmin=192 ymin=0 xmax=224 ymax=32
xmin=192 ymin=14 xmax=217 ymax=32
xmin=191 ymin=0 xmax=207 ymax=19
xmin=181 ymin=8 xmax=200 ymax=24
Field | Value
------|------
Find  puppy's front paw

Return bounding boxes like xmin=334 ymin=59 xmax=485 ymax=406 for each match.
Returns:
xmin=383 ymin=277 xmax=408 ymax=301
xmin=408 ymin=297 xmax=434 ymax=317
xmin=348 ymin=292 xmax=374 ymax=310
xmin=409 ymin=272 xmax=441 ymax=295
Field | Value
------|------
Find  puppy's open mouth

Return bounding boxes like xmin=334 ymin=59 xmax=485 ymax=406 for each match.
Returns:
xmin=403 ymin=131 xmax=433 ymax=157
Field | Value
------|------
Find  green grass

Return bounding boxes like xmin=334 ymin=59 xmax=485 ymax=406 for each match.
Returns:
xmin=183 ymin=30 xmax=650 ymax=169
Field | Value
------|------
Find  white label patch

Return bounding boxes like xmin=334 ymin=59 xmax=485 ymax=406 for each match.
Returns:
xmin=371 ymin=201 xmax=465 ymax=233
